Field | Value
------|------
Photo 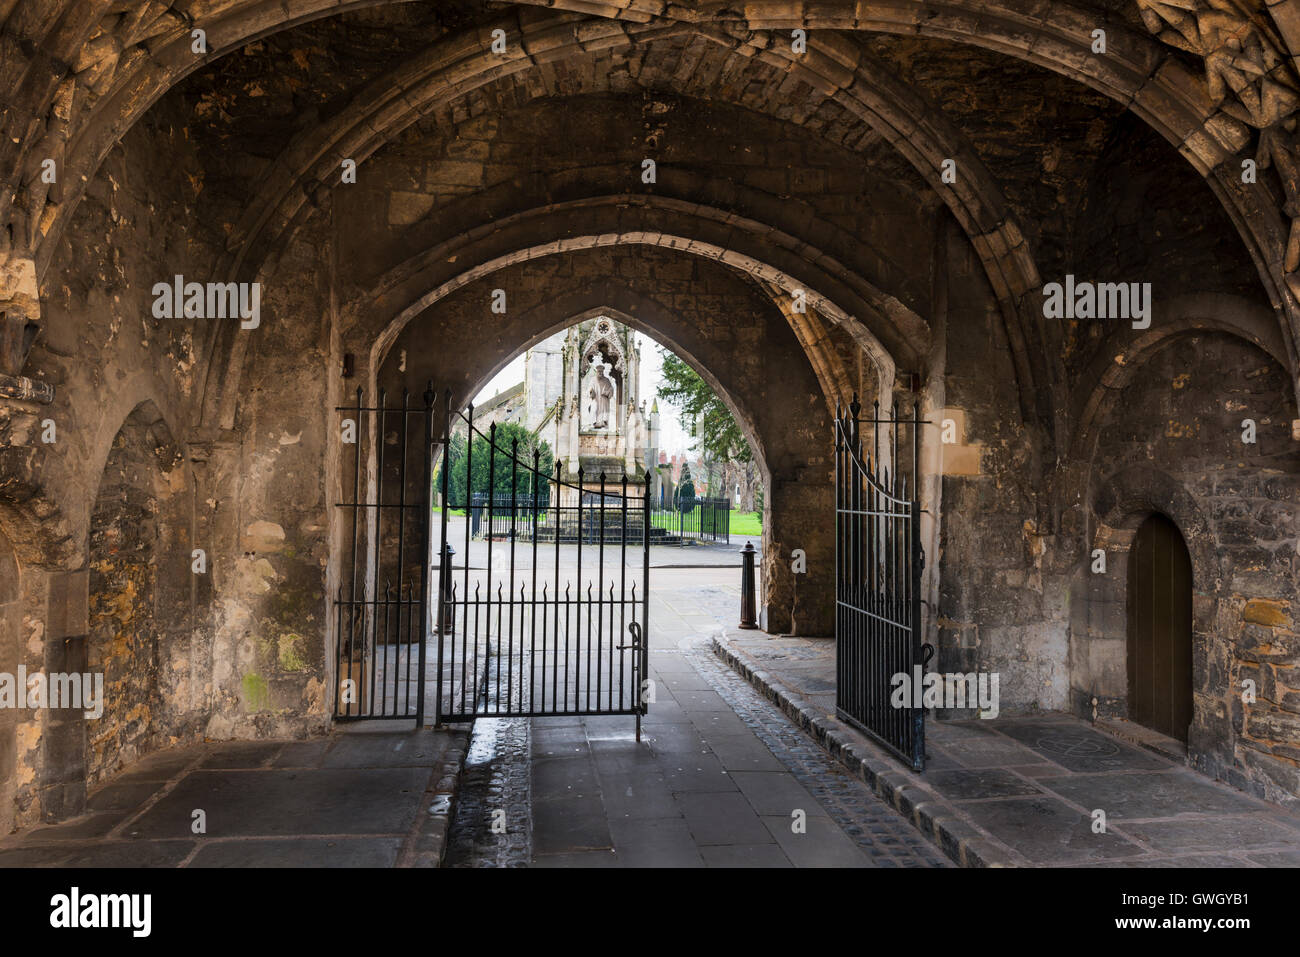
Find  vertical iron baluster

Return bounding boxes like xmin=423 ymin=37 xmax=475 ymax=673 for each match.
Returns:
xmin=540 ymin=583 xmax=549 ymax=714
xmin=494 ymin=579 xmax=503 ymax=711
xmin=435 ymin=389 xmax=452 ymax=724
xmin=619 ymin=474 xmax=628 ymax=711
xmin=393 ymin=390 xmax=409 ymax=716
xmin=530 ymin=448 xmax=540 ymax=715
xmin=487 ymin=423 xmax=498 ymax=711
xmin=380 ymin=581 xmax=392 ymax=716
xmin=847 ymin=397 xmax=858 ymax=733
xmin=507 ymin=437 xmax=518 ymax=713
xmin=563 ymin=582 xmax=571 ymax=712
xmin=472 ymin=580 xmax=481 ymax=716
xmin=607 ymin=581 xmax=616 ymax=709
xmin=370 ymin=389 xmax=387 ymax=714
xmin=347 ymin=387 xmax=363 ymax=718
xmin=834 ymin=407 xmax=841 ymax=718
xmin=334 ymin=586 xmax=344 ymax=717
xmin=597 ymin=472 xmax=605 ymax=711
xmin=461 ymin=404 xmax=473 ymax=715
xmin=640 ymin=468 xmax=651 ymax=736
xmin=404 ymin=582 xmax=413 ymax=717
xmin=553 ymin=462 xmax=561 ymax=713
xmin=415 ymin=385 xmax=434 ymax=723
xmin=885 ymin=462 xmax=893 ymax=746
xmin=911 ymin=401 xmax=925 ymax=769
xmin=575 ymin=466 xmax=583 ymax=713
xmin=585 ymin=579 xmax=593 ymax=713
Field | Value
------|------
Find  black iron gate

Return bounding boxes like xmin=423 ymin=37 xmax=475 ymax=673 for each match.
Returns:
xmin=434 ymin=399 xmax=651 ymax=734
xmin=332 ymin=385 xmax=436 ymax=722
xmin=834 ymin=395 xmax=930 ymax=770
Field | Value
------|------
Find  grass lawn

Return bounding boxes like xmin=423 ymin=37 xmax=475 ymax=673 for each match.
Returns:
xmin=433 ymin=506 xmax=468 ymax=517
xmin=730 ymin=510 xmax=762 ymax=537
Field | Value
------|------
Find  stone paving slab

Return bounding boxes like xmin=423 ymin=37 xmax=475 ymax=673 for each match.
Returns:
xmin=126 ymin=767 xmax=433 ymax=838
xmin=445 ymin=576 xmax=950 ymax=868
xmin=716 ymin=633 xmax=1300 ymax=868
xmin=0 ymin=724 xmax=470 ymax=868
xmin=188 ymin=837 xmax=405 ymax=868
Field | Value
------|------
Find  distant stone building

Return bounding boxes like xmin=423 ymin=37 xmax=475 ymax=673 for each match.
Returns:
xmin=458 ymin=381 xmax=525 ymax=435
xmin=528 ymin=317 xmax=658 ymax=485
xmin=464 ymin=317 xmax=661 ymax=491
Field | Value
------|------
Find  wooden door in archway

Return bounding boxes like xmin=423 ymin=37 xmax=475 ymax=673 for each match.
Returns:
xmin=1127 ymin=513 xmax=1194 ymax=741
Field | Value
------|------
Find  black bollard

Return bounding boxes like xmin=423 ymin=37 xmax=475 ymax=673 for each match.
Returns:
xmin=739 ymin=540 xmax=758 ymax=629
xmin=438 ymin=542 xmax=455 ymax=635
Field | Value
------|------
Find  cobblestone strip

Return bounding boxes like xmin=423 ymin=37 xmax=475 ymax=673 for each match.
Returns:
xmin=444 ymin=636 xmax=539 ymax=868
xmin=712 ymin=635 xmax=1013 ymax=868
xmin=687 ymin=637 xmax=951 ymax=868
xmin=443 ymin=717 xmax=533 ymax=867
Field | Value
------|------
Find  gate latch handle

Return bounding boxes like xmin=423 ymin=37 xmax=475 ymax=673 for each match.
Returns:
xmin=617 ymin=622 xmax=643 ymax=651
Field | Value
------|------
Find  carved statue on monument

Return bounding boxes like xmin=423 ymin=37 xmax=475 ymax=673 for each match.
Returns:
xmin=583 ymin=352 xmax=617 ymax=430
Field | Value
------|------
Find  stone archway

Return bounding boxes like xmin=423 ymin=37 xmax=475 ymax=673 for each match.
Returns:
xmin=1072 ymin=466 xmax=1218 ymax=730
xmin=369 ymin=261 xmax=839 ymax=638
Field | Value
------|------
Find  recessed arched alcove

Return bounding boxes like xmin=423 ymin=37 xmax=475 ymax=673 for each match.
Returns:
xmin=84 ymin=402 xmax=191 ymax=790
xmin=1126 ymin=512 xmax=1194 ymax=742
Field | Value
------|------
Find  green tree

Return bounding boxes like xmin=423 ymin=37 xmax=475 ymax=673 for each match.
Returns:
xmin=676 ymin=462 xmax=697 ymax=514
xmin=656 ymin=348 xmax=752 ymax=464
xmin=437 ymin=422 xmax=553 ymax=505
xmin=434 ymin=432 xmax=468 ymax=505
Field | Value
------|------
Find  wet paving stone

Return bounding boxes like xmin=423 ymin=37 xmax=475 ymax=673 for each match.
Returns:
xmin=198 ymin=741 xmax=285 ymax=769
xmin=0 ymin=840 xmax=197 ymax=868
xmin=444 ymin=717 xmax=533 ymax=868
xmin=445 ymin=623 xmax=950 ymax=867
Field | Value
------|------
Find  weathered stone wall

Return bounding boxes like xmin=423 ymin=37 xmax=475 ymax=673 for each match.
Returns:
xmin=929 ymin=222 xmax=1064 ymax=711
xmin=930 ymin=106 xmax=1298 ymax=745
xmin=0 ymin=103 xmax=214 ymax=825
xmin=0 ymin=528 xmax=20 ymax=835
xmin=1066 ymin=113 xmax=1267 ymax=381
xmin=205 ymin=230 xmax=334 ymax=739
xmin=0 ymin=93 xmax=330 ymax=826
xmin=1072 ymin=332 xmax=1300 ymax=805
xmin=315 ymin=89 xmax=936 ymax=335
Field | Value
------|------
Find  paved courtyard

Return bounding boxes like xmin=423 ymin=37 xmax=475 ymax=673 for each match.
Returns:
xmin=719 ymin=634 xmax=1300 ymax=867
xmin=0 ymin=724 xmax=466 ymax=867
xmin=9 ymin=550 xmax=1294 ymax=869
xmin=445 ymin=566 xmax=950 ymax=867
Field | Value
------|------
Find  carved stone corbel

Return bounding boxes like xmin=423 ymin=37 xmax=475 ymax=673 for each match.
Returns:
xmin=0 ymin=254 xmax=54 ymax=404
